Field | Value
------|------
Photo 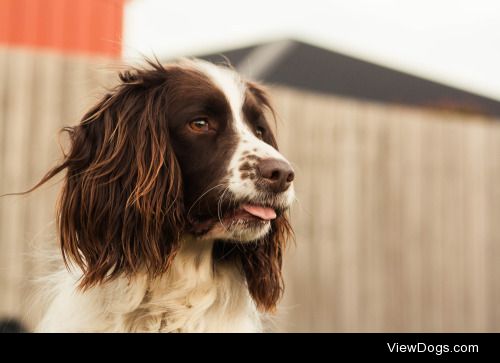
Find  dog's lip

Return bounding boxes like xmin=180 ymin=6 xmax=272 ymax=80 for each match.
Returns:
xmin=188 ymin=202 xmax=284 ymax=234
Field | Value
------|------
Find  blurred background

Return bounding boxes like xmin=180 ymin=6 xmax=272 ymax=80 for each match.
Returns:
xmin=1 ymin=0 xmax=499 ymax=332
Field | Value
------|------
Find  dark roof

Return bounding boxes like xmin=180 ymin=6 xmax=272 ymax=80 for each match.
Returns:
xmin=198 ymin=39 xmax=500 ymax=117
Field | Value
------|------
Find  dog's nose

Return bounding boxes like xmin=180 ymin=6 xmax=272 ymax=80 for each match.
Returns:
xmin=257 ymin=158 xmax=295 ymax=193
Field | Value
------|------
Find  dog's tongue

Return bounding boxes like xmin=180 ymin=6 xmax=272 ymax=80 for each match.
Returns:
xmin=242 ymin=204 xmax=277 ymax=220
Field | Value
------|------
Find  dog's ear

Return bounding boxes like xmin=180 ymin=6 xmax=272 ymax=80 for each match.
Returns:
xmin=239 ymin=215 xmax=292 ymax=312
xmin=35 ymin=62 xmax=184 ymax=288
xmin=213 ymin=215 xmax=292 ymax=312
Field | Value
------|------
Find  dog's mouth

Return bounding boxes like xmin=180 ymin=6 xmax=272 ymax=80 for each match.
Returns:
xmin=227 ymin=204 xmax=277 ymax=221
xmin=188 ymin=202 xmax=283 ymax=236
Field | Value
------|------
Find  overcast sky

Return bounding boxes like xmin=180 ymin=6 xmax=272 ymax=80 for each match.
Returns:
xmin=123 ymin=0 xmax=500 ymax=100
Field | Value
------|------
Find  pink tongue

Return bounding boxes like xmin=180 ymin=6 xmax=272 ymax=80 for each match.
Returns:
xmin=242 ymin=204 xmax=277 ymax=220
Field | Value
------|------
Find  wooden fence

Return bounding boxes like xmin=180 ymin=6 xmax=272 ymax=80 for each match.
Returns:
xmin=1 ymin=49 xmax=499 ymax=331
xmin=274 ymin=87 xmax=500 ymax=332
xmin=0 ymin=48 xmax=116 ymax=325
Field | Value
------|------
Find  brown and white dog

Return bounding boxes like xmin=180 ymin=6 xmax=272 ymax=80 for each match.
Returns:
xmin=33 ymin=59 xmax=295 ymax=332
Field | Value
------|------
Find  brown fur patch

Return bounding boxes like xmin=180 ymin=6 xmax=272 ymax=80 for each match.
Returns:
xmin=239 ymin=162 xmax=252 ymax=171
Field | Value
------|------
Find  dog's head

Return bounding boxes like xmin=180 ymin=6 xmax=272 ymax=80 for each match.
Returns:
xmin=38 ymin=59 xmax=294 ymax=310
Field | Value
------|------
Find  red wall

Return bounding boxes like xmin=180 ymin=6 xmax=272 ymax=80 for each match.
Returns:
xmin=0 ymin=0 xmax=124 ymax=58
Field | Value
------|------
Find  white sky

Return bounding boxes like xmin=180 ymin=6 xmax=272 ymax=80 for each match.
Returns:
xmin=123 ymin=0 xmax=500 ymax=100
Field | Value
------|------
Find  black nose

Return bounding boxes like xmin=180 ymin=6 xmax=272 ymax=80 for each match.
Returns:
xmin=257 ymin=158 xmax=295 ymax=193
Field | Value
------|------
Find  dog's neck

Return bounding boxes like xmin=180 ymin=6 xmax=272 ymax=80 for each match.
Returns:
xmin=123 ymin=236 xmax=262 ymax=332
xmin=170 ymin=236 xmax=216 ymax=280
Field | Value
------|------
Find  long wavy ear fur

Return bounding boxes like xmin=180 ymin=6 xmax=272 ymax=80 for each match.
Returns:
xmin=27 ymin=61 xmax=184 ymax=288
xmin=242 ymin=215 xmax=292 ymax=312
xmin=213 ymin=215 xmax=292 ymax=312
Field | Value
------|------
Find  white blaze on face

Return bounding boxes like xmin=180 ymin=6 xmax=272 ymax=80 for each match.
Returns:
xmin=192 ymin=60 xmax=294 ymax=206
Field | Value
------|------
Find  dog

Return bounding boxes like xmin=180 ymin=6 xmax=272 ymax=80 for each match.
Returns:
xmin=32 ymin=59 xmax=295 ymax=332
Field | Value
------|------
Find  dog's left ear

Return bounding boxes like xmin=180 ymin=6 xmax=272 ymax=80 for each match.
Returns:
xmin=239 ymin=215 xmax=292 ymax=312
xmin=30 ymin=62 xmax=185 ymax=287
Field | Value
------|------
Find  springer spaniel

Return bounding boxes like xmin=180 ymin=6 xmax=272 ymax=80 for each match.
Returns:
xmin=32 ymin=59 xmax=295 ymax=332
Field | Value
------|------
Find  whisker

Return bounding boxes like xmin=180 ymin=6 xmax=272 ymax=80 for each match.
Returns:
xmin=217 ymin=186 xmax=231 ymax=232
xmin=186 ymin=183 xmax=226 ymax=218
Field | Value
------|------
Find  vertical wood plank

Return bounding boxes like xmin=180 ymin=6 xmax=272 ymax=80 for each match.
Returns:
xmin=0 ymin=50 xmax=35 ymax=317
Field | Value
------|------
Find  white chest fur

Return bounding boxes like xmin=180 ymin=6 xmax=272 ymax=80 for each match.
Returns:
xmin=35 ymin=238 xmax=262 ymax=332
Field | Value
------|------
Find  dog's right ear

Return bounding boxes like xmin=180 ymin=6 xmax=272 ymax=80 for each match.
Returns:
xmin=30 ymin=62 xmax=185 ymax=288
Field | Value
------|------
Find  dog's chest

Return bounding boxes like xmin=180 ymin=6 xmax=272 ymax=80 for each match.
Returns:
xmin=121 ymin=249 xmax=261 ymax=332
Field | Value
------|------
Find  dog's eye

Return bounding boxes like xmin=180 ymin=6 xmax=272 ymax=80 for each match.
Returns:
xmin=189 ymin=119 xmax=210 ymax=133
xmin=255 ymin=126 xmax=265 ymax=139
